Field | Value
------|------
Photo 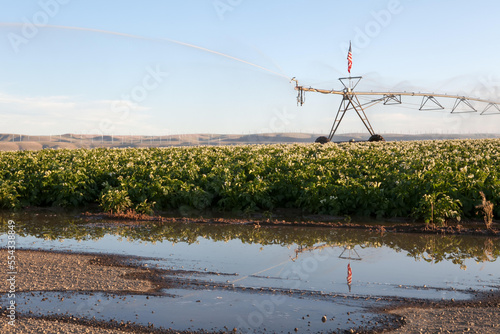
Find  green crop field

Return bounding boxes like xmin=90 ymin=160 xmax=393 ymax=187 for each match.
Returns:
xmin=0 ymin=139 xmax=499 ymax=225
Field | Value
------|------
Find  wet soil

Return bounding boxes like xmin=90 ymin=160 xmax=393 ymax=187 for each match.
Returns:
xmin=81 ymin=211 xmax=500 ymax=237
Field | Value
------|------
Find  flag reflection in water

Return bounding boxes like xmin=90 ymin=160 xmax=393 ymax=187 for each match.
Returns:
xmin=347 ymin=263 xmax=352 ymax=292
xmin=339 ymin=245 xmax=361 ymax=293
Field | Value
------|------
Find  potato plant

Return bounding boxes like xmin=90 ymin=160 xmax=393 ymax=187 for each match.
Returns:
xmin=0 ymin=139 xmax=498 ymax=222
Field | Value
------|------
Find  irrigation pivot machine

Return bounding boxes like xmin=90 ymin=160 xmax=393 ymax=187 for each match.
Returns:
xmin=292 ymin=44 xmax=500 ymax=142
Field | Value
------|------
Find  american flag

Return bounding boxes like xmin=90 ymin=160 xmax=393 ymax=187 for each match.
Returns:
xmin=347 ymin=263 xmax=352 ymax=286
xmin=347 ymin=41 xmax=352 ymax=74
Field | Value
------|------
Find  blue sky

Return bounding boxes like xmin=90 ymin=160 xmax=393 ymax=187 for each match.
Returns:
xmin=1 ymin=0 xmax=500 ymax=136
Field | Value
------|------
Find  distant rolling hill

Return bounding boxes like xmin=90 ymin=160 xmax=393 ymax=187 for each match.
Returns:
xmin=0 ymin=133 xmax=499 ymax=151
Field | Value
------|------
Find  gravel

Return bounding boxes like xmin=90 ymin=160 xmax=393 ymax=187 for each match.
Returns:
xmin=0 ymin=249 xmax=154 ymax=293
xmin=387 ymin=297 xmax=500 ymax=333
xmin=0 ymin=317 xmax=132 ymax=334
xmin=0 ymin=249 xmax=156 ymax=333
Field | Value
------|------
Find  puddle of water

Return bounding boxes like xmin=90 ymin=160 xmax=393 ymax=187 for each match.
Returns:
xmin=13 ymin=290 xmax=392 ymax=333
xmin=0 ymin=212 xmax=499 ymax=332
xmin=11 ymin=230 xmax=498 ymax=299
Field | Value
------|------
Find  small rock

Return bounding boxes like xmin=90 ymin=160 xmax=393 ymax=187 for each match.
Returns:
xmin=321 ymin=315 xmax=327 ymax=323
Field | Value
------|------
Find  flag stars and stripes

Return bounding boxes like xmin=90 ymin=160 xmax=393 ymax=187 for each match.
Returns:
xmin=347 ymin=41 xmax=353 ymax=74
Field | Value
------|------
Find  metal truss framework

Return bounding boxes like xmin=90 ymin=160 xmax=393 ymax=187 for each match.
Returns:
xmin=292 ymin=77 xmax=500 ymax=140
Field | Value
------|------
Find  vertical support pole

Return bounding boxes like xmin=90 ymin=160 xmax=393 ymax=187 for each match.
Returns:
xmin=328 ymin=77 xmax=375 ymax=140
xmin=328 ymin=95 xmax=351 ymax=140
xmin=347 ymin=94 xmax=375 ymax=136
xmin=328 ymin=91 xmax=375 ymax=140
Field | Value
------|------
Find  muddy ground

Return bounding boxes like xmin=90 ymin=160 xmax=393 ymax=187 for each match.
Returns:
xmin=82 ymin=211 xmax=500 ymax=237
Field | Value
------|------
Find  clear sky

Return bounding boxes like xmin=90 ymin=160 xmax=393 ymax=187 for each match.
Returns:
xmin=1 ymin=0 xmax=500 ymax=136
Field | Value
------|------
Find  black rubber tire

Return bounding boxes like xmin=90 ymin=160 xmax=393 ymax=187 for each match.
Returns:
xmin=368 ymin=134 xmax=385 ymax=142
xmin=315 ymin=136 xmax=331 ymax=144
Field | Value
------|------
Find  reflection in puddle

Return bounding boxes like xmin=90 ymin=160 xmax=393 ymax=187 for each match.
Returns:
xmin=347 ymin=263 xmax=352 ymax=293
xmin=293 ymin=244 xmax=362 ymax=293
xmin=0 ymin=212 xmax=498 ymax=332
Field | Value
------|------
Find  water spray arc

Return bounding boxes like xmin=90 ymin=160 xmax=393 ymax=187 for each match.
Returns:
xmin=0 ymin=23 xmax=290 ymax=80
